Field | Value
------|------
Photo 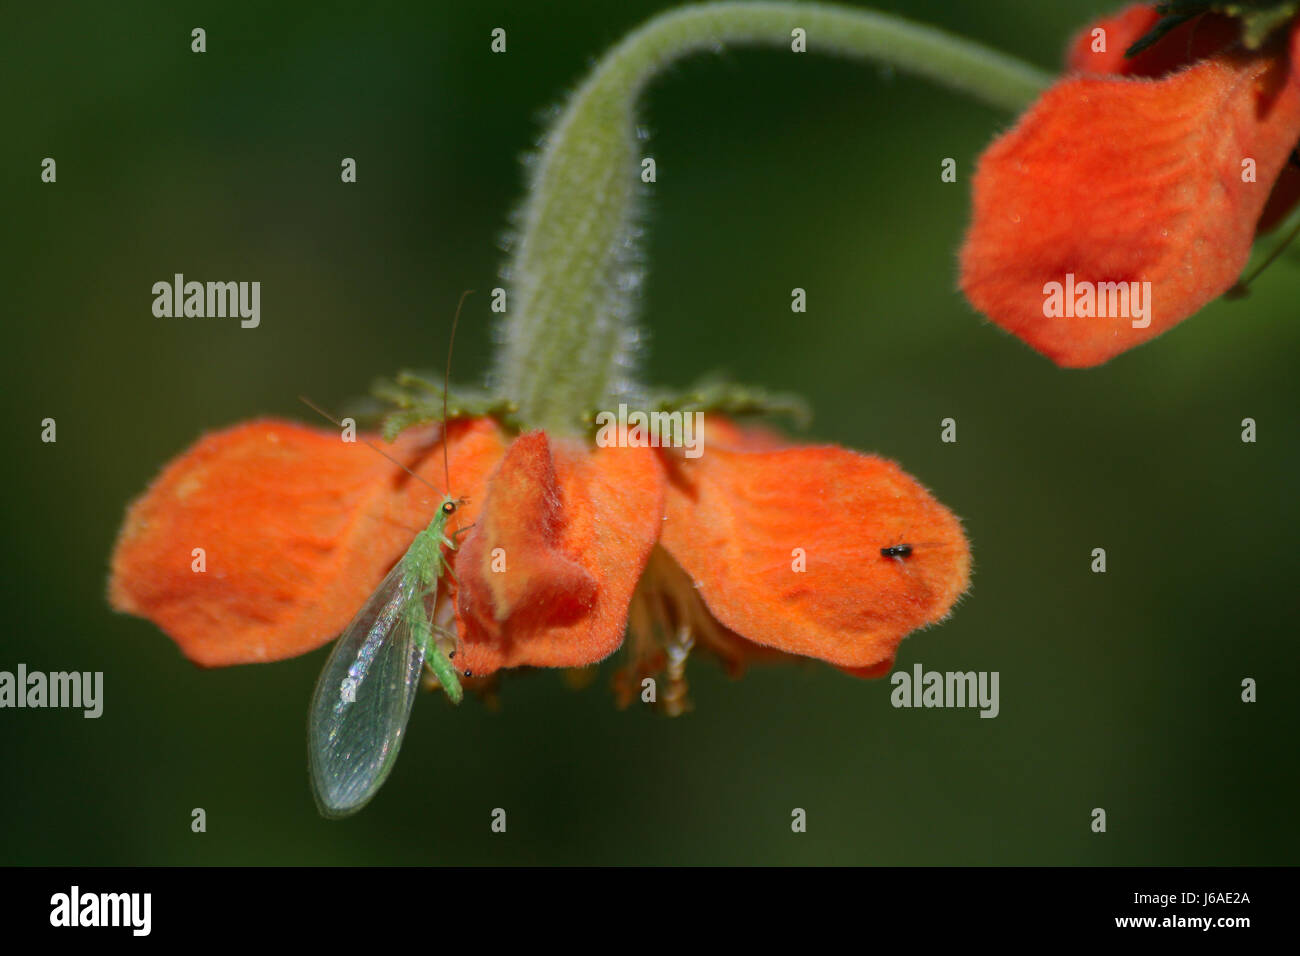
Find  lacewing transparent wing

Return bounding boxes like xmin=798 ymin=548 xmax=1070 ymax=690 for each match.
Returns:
xmin=308 ymin=556 xmax=431 ymax=818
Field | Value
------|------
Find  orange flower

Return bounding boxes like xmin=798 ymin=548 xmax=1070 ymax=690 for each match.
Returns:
xmin=109 ymin=418 xmax=508 ymax=667
xmin=109 ymin=415 xmax=970 ymax=697
xmin=960 ymin=4 xmax=1300 ymax=367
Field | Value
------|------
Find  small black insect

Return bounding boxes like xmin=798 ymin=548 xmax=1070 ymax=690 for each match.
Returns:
xmin=880 ymin=544 xmax=913 ymax=559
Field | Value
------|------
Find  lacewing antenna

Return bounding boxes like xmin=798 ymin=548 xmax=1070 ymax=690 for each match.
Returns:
xmin=300 ymin=289 xmax=475 ymax=500
xmin=297 ymin=395 xmax=441 ymax=494
xmin=443 ymin=289 xmax=474 ymax=495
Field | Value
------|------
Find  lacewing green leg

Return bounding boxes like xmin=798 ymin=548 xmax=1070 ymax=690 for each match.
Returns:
xmin=305 ymin=290 xmax=473 ymax=819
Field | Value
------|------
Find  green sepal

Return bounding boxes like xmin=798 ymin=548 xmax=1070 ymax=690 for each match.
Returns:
xmin=1126 ymin=1 xmax=1299 ymax=57
xmin=614 ymin=379 xmax=812 ymax=431
xmin=371 ymin=371 xmax=522 ymax=441
xmin=1238 ymin=1 xmax=1300 ymax=46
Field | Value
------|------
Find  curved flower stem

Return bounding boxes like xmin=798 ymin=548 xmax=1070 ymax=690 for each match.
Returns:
xmin=493 ymin=1 xmax=1053 ymax=433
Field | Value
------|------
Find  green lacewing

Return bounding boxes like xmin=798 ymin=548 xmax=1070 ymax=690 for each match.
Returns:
xmin=305 ymin=291 xmax=473 ymax=819
xmin=307 ymin=491 xmax=463 ymax=818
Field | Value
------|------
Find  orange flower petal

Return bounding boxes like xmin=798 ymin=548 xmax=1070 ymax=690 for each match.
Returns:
xmin=454 ymin=432 xmax=665 ymax=675
xmin=1065 ymin=4 xmax=1162 ymax=76
xmin=698 ymin=416 xmax=790 ymax=452
xmin=1066 ymin=9 xmax=1300 ymax=237
xmin=658 ymin=444 xmax=970 ymax=671
xmin=109 ymin=417 xmax=508 ymax=666
xmin=1066 ymin=5 xmax=1239 ymax=78
xmin=961 ymin=23 xmax=1300 ymax=366
xmin=836 ymin=660 xmax=896 ymax=680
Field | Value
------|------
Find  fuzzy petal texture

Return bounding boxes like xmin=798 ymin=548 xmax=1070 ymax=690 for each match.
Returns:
xmin=658 ymin=444 xmax=970 ymax=671
xmin=454 ymin=432 xmax=665 ymax=675
xmin=1066 ymin=8 xmax=1300 ymax=234
xmin=109 ymin=418 xmax=508 ymax=666
xmin=961 ymin=20 xmax=1300 ymax=366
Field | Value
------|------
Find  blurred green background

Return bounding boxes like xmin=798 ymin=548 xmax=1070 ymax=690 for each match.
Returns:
xmin=4 ymin=0 xmax=1297 ymax=865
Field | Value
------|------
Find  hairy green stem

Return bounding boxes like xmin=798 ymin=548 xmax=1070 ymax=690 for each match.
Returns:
xmin=493 ymin=1 xmax=1053 ymax=433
